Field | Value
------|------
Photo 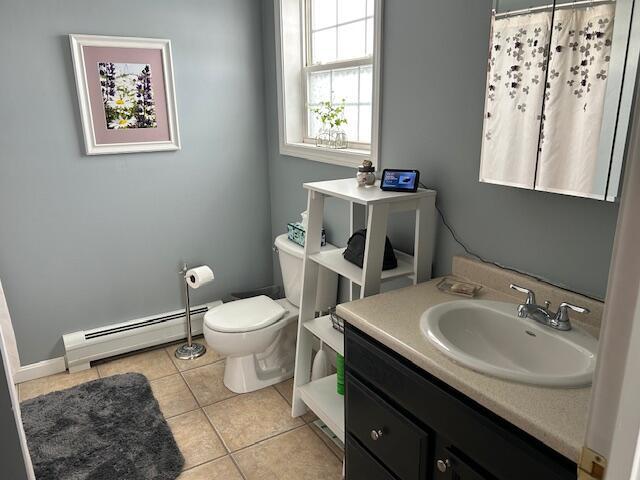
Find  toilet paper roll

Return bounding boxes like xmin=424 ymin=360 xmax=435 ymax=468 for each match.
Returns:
xmin=185 ymin=266 xmax=214 ymax=289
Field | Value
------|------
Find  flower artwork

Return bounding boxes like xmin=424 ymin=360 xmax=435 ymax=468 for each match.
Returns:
xmin=70 ymin=35 xmax=180 ymax=155
xmin=99 ymin=63 xmax=157 ymax=130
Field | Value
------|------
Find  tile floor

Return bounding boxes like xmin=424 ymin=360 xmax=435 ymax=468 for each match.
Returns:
xmin=18 ymin=339 xmax=343 ymax=479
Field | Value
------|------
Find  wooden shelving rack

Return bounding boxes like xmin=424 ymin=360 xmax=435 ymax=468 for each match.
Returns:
xmin=291 ymin=178 xmax=437 ymax=442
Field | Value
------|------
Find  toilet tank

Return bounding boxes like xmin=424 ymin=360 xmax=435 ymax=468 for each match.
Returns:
xmin=274 ymin=234 xmax=339 ymax=311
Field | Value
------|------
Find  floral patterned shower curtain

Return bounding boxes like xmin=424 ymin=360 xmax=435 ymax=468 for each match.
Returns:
xmin=536 ymin=3 xmax=615 ymax=197
xmin=480 ymin=11 xmax=553 ymax=188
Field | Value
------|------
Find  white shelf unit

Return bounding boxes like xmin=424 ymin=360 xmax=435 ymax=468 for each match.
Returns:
xmin=291 ymin=178 xmax=437 ymax=442
xmin=304 ymin=315 xmax=344 ymax=356
xmin=308 ymin=248 xmax=415 ymax=285
xmin=298 ymin=374 xmax=345 ymax=441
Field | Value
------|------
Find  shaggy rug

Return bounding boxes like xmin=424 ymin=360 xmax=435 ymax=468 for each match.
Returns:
xmin=21 ymin=373 xmax=184 ymax=480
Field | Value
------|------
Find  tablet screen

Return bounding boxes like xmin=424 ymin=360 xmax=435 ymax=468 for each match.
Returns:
xmin=381 ymin=170 xmax=418 ymax=191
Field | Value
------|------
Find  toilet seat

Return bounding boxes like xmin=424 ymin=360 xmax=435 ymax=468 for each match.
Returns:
xmin=204 ymin=295 xmax=286 ymax=333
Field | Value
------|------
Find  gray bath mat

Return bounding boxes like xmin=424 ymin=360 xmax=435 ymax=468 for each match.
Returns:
xmin=21 ymin=373 xmax=184 ymax=480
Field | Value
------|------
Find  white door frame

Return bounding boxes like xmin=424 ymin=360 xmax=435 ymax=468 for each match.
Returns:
xmin=0 ymin=328 xmax=35 ymax=479
xmin=585 ymin=66 xmax=640 ymax=479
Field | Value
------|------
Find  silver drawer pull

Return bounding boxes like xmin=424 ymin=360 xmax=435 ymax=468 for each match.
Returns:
xmin=370 ymin=429 xmax=384 ymax=441
xmin=437 ymin=459 xmax=451 ymax=473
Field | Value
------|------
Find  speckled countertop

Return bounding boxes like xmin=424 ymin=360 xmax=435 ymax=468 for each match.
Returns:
xmin=336 ymin=257 xmax=602 ymax=463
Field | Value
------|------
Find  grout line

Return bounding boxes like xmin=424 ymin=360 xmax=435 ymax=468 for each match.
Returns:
xmin=230 ymin=424 xmax=310 ymax=456
xmin=178 ymin=361 xmax=238 ymax=410
xmin=273 ymin=382 xmax=293 ymax=406
xmin=229 ymin=454 xmax=249 ymax=480
xmin=272 ymin=380 xmax=320 ymax=426
xmin=307 ymin=421 xmax=344 ymax=461
xmin=201 ymin=406 xmax=232 ymax=455
xmin=189 ymin=391 xmax=238 ymax=410
xmin=176 ymin=363 xmax=233 ymax=456
xmin=98 ymin=369 xmax=178 ymax=383
xmin=180 ymin=449 xmax=228 ymax=473
xmin=199 ymin=389 xmax=307 ymax=456
xmin=159 ymin=402 xmax=200 ymax=421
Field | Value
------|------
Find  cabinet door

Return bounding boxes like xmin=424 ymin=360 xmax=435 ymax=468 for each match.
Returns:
xmin=433 ymin=442 xmax=493 ymax=480
xmin=346 ymin=374 xmax=429 ymax=480
xmin=346 ymin=435 xmax=397 ymax=480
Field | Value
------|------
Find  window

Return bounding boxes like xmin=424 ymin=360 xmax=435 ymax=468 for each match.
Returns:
xmin=305 ymin=0 xmax=375 ymax=146
xmin=275 ymin=0 xmax=382 ymax=167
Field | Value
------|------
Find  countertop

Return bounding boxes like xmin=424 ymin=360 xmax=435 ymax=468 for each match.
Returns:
xmin=336 ymin=277 xmax=592 ymax=462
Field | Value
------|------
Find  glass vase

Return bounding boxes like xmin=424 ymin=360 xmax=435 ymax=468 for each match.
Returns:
xmin=315 ymin=128 xmax=348 ymax=149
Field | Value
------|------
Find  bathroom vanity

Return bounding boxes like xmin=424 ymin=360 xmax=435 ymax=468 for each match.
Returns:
xmin=337 ymin=256 xmax=603 ymax=480
xmin=345 ymin=325 xmax=575 ymax=479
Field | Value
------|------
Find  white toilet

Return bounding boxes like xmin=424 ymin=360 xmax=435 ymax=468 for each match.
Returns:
xmin=203 ymin=233 xmax=338 ymax=393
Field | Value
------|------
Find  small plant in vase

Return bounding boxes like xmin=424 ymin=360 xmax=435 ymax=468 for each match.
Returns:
xmin=311 ymin=100 xmax=348 ymax=149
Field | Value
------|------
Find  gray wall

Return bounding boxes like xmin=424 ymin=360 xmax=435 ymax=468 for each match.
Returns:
xmin=0 ymin=350 xmax=28 ymax=480
xmin=0 ymin=0 xmax=272 ymax=364
xmin=262 ymin=0 xmax=619 ymax=300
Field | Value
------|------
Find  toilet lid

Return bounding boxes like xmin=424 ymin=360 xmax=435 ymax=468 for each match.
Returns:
xmin=204 ymin=295 xmax=286 ymax=333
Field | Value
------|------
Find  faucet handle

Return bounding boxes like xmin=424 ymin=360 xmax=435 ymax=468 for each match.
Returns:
xmin=551 ymin=302 xmax=590 ymax=330
xmin=510 ymin=284 xmax=536 ymax=305
xmin=556 ymin=302 xmax=590 ymax=320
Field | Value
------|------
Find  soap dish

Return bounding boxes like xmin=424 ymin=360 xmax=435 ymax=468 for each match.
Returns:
xmin=437 ymin=277 xmax=482 ymax=298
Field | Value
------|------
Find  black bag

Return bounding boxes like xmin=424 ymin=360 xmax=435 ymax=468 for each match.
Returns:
xmin=343 ymin=229 xmax=398 ymax=270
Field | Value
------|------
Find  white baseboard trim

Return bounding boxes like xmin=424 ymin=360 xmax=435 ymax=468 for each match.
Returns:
xmin=13 ymin=357 xmax=67 ymax=384
xmin=14 ymin=300 xmax=223 ymax=383
xmin=64 ymin=301 xmax=221 ymax=373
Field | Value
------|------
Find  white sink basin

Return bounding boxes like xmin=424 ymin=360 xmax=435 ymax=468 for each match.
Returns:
xmin=420 ymin=300 xmax=598 ymax=387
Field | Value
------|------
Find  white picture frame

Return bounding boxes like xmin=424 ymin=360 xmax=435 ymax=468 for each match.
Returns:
xmin=69 ymin=34 xmax=181 ymax=155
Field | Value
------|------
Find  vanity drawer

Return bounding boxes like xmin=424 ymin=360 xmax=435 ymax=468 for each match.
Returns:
xmin=346 ymin=435 xmax=397 ymax=480
xmin=345 ymin=324 xmax=576 ymax=480
xmin=433 ymin=440 xmax=492 ymax=480
xmin=346 ymin=373 xmax=429 ymax=480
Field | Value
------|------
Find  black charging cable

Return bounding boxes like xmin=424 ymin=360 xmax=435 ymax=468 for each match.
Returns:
xmin=418 ymin=182 xmax=603 ymax=302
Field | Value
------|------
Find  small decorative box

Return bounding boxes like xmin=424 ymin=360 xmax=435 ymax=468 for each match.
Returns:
xmin=287 ymin=222 xmax=326 ymax=247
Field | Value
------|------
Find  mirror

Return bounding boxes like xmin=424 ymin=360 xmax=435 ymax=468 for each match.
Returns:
xmin=480 ymin=0 xmax=639 ymax=201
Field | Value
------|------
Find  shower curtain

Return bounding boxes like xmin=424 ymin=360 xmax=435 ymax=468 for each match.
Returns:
xmin=480 ymin=4 xmax=615 ymax=197
xmin=536 ymin=3 xmax=615 ymax=197
xmin=480 ymin=11 xmax=552 ymax=188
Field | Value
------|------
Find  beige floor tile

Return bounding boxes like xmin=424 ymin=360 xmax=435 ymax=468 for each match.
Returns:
xmin=309 ymin=420 xmax=345 ymax=460
xmin=233 ymin=425 xmax=342 ymax=480
xmin=182 ymin=362 xmax=236 ymax=407
xmin=150 ymin=374 xmax=198 ymax=419
xmin=274 ymin=378 xmax=317 ymax=423
xmin=165 ymin=343 xmax=224 ymax=372
xmin=274 ymin=378 xmax=294 ymax=404
xmin=178 ymin=456 xmax=244 ymax=480
xmin=167 ymin=409 xmax=227 ymax=470
xmin=19 ymin=368 xmax=99 ymax=402
xmin=96 ymin=349 xmax=177 ymax=381
xmin=204 ymin=387 xmax=304 ymax=452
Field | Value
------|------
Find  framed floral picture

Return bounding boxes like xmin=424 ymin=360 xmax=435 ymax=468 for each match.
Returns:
xmin=69 ymin=34 xmax=180 ymax=155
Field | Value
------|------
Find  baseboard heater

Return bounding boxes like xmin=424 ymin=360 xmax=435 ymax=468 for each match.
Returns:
xmin=63 ymin=301 xmax=222 ymax=373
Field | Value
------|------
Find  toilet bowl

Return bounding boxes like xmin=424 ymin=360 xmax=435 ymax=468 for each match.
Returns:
xmin=203 ymin=233 xmax=339 ymax=393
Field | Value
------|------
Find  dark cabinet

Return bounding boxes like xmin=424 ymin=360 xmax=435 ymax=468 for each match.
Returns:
xmin=344 ymin=324 xmax=576 ymax=480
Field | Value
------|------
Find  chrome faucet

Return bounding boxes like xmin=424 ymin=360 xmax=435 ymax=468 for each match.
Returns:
xmin=509 ymin=284 xmax=590 ymax=331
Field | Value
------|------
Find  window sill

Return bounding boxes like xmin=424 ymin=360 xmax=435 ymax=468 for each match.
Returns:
xmin=279 ymin=142 xmax=372 ymax=168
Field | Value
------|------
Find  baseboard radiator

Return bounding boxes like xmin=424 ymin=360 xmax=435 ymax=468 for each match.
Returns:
xmin=63 ymin=301 xmax=222 ymax=373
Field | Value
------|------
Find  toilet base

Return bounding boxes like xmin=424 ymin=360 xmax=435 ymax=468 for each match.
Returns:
xmin=223 ymin=354 xmax=293 ymax=393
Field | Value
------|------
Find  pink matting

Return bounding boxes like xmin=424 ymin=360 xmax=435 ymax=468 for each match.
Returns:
xmin=83 ymin=46 xmax=170 ymax=144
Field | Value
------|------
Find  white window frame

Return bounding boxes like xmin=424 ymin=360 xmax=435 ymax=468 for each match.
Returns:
xmin=274 ymin=0 xmax=383 ymax=168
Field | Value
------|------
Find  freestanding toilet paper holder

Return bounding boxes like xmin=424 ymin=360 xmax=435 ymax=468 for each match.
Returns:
xmin=175 ymin=263 xmax=207 ymax=360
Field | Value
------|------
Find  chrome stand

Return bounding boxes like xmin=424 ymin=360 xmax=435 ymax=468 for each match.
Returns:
xmin=175 ymin=264 xmax=207 ymax=360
